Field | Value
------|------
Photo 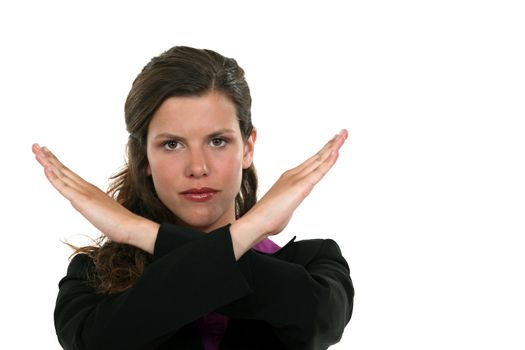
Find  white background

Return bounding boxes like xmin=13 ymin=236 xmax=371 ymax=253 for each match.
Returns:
xmin=1 ymin=0 xmax=524 ymax=349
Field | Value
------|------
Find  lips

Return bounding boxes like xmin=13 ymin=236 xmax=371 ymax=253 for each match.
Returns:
xmin=180 ymin=187 xmax=219 ymax=202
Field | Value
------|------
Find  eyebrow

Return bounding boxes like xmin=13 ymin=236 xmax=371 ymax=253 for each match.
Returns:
xmin=153 ymin=128 xmax=236 ymax=141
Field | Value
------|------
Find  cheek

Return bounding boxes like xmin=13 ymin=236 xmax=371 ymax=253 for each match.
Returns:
xmin=229 ymin=155 xmax=243 ymax=187
xmin=149 ymin=159 xmax=178 ymax=189
xmin=219 ymin=152 xmax=244 ymax=187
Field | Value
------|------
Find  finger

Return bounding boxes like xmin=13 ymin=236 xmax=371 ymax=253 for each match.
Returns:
xmin=33 ymin=146 xmax=69 ymax=183
xmin=299 ymin=129 xmax=348 ymax=173
xmin=33 ymin=144 xmax=61 ymax=170
xmin=31 ymin=143 xmax=41 ymax=155
xmin=34 ymin=145 xmax=86 ymax=194
xmin=33 ymin=144 xmax=53 ymax=169
xmin=303 ymin=149 xmax=340 ymax=186
xmin=298 ymin=130 xmax=347 ymax=176
xmin=332 ymin=129 xmax=348 ymax=153
xmin=36 ymin=146 xmax=86 ymax=187
xmin=42 ymin=162 xmax=80 ymax=199
xmin=289 ymin=132 xmax=339 ymax=174
xmin=42 ymin=159 xmax=98 ymax=205
xmin=40 ymin=147 xmax=73 ymax=176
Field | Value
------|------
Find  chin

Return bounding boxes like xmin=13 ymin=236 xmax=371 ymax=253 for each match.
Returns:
xmin=176 ymin=213 xmax=223 ymax=233
xmin=169 ymin=201 xmax=235 ymax=232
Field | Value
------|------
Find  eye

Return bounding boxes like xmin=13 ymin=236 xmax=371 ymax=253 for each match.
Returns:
xmin=209 ymin=137 xmax=227 ymax=148
xmin=162 ymin=140 xmax=182 ymax=151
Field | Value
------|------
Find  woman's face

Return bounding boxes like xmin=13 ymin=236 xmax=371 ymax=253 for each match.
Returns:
xmin=146 ymin=91 xmax=255 ymax=232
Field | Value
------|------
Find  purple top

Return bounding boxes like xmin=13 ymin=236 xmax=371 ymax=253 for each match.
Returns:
xmin=197 ymin=238 xmax=281 ymax=350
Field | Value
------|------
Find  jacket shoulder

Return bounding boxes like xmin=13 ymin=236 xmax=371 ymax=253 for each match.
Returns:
xmin=274 ymin=237 xmax=347 ymax=267
xmin=59 ymin=253 xmax=95 ymax=287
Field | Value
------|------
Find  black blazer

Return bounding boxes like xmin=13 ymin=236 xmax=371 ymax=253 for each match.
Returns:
xmin=54 ymin=224 xmax=354 ymax=349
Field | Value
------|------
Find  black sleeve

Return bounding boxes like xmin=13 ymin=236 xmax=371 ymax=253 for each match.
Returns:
xmin=54 ymin=225 xmax=252 ymax=350
xmin=218 ymin=238 xmax=354 ymax=350
xmin=154 ymin=223 xmax=354 ymax=349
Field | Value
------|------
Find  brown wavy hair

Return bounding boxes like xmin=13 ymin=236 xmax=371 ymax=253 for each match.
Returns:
xmin=75 ymin=46 xmax=257 ymax=294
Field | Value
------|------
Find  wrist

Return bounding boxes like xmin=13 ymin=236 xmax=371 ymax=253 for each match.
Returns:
xmin=127 ymin=215 xmax=160 ymax=254
xmin=229 ymin=213 xmax=267 ymax=260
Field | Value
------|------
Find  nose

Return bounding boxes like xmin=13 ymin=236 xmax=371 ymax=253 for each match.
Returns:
xmin=185 ymin=147 xmax=209 ymax=178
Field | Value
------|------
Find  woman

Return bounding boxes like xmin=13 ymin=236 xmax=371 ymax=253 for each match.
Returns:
xmin=32 ymin=46 xmax=354 ymax=350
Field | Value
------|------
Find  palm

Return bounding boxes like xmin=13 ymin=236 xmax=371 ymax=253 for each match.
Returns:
xmin=32 ymin=144 xmax=134 ymax=244
xmin=249 ymin=129 xmax=348 ymax=236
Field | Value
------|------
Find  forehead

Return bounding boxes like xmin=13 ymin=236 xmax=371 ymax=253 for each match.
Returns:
xmin=148 ymin=91 xmax=239 ymax=135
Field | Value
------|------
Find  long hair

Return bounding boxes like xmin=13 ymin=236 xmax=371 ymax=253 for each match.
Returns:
xmin=76 ymin=46 xmax=257 ymax=294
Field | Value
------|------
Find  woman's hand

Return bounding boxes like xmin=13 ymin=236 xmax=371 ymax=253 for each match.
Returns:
xmin=32 ymin=144 xmax=159 ymax=254
xmin=230 ymin=129 xmax=348 ymax=259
